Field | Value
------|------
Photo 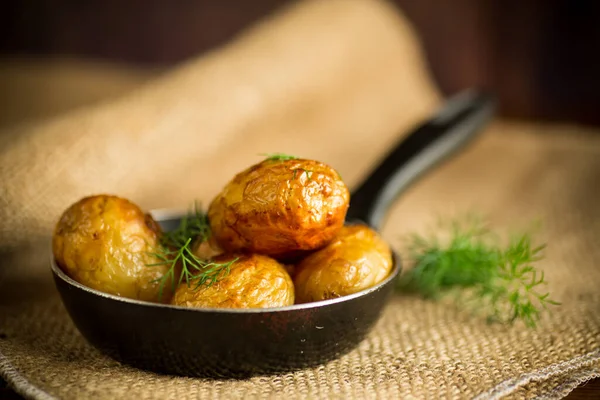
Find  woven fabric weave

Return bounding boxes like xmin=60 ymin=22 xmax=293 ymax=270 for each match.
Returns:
xmin=1 ymin=1 xmax=599 ymax=399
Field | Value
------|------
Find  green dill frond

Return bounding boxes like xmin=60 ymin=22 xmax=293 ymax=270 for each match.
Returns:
xmin=397 ymin=215 xmax=559 ymax=327
xmin=147 ymin=203 xmax=236 ymax=300
xmin=260 ymin=152 xmax=298 ymax=161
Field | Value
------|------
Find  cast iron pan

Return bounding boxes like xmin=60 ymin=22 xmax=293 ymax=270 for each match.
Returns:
xmin=51 ymin=89 xmax=495 ymax=378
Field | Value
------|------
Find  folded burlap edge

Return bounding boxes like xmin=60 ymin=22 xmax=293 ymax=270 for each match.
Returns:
xmin=474 ymin=349 xmax=600 ymax=399
xmin=0 ymin=352 xmax=57 ymax=400
xmin=538 ymin=366 xmax=600 ymax=400
xmin=1 ymin=345 xmax=599 ymax=399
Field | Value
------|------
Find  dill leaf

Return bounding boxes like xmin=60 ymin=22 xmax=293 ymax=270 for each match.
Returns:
xmin=397 ymin=216 xmax=560 ymax=327
xmin=260 ymin=152 xmax=298 ymax=161
xmin=148 ymin=203 xmax=237 ymax=300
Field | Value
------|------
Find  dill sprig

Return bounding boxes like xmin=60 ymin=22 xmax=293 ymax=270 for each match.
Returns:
xmin=147 ymin=204 xmax=237 ymax=300
xmin=162 ymin=204 xmax=211 ymax=248
xmin=260 ymin=152 xmax=298 ymax=161
xmin=397 ymin=216 xmax=560 ymax=327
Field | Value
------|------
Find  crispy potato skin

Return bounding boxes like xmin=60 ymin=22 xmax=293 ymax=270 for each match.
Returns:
xmin=293 ymin=224 xmax=393 ymax=303
xmin=171 ymin=254 xmax=294 ymax=309
xmin=208 ymin=159 xmax=349 ymax=259
xmin=52 ymin=195 xmax=173 ymax=303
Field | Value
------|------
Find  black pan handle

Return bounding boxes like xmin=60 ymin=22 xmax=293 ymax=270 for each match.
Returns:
xmin=346 ymin=89 xmax=496 ymax=230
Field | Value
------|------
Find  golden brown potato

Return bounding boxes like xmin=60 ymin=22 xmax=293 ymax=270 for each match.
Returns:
xmin=208 ymin=158 xmax=349 ymax=259
xmin=293 ymin=224 xmax=393 ymax=303
xmin=52 ymin=195 xmax=174 ymax=303
xmin=171 ymin=253 xmax=294 ymax=309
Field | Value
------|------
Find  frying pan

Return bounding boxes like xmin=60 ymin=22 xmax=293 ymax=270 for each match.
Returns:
xmin=51 ymin=89 xmax=495 ymax=378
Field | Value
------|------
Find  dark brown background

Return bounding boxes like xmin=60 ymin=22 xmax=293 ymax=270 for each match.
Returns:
xmin=1 ymin=0 xmax=599 ymax=126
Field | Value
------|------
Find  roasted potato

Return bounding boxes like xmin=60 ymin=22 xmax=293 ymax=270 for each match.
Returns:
xmin=293 ymin=224 xmax=393 ymax=303
xmin=171 ymin=253 xmax=294 ymax=309
xmin=52 ymin=195 xmax=174 ymax=303
xmin=208 ymin=158 xmax=349 ymax=259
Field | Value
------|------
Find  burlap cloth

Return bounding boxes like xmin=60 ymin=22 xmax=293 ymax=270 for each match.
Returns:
xmin=0 ymin=0 xmax=598 ymax=398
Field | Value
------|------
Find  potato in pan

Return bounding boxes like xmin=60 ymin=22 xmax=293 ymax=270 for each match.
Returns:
xmin=171 ymin=253 xmax=294 ymax=309
xmin=207 ymin=157 xmax=350 ymax=260
xmin=52 ymin=195 xmax=177 ymax=303
xmin=293 ymin=224 xmax=393 ymax=304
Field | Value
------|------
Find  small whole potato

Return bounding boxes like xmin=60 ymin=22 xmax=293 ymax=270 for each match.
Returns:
xmin=208 ymin=158 xmax=349 ymax=259
xmin=171 ymin=253 xmax=294 ymax=309
xmin=52 ymin=195 xmax=174 ymax=303
xmin=294 ymin=224 xmax=393 ymax=303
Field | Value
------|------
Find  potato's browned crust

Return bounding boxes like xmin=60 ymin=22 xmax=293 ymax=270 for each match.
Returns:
xmin=52 ymin=195 xmax=173 ymax=303
xmin=293 ymin=224 xmax=393 ymax=303
xmin=171 ymin=253 xmax=294 ymax=309
xmin=208 ymin=159 xmax=349 ymax=259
